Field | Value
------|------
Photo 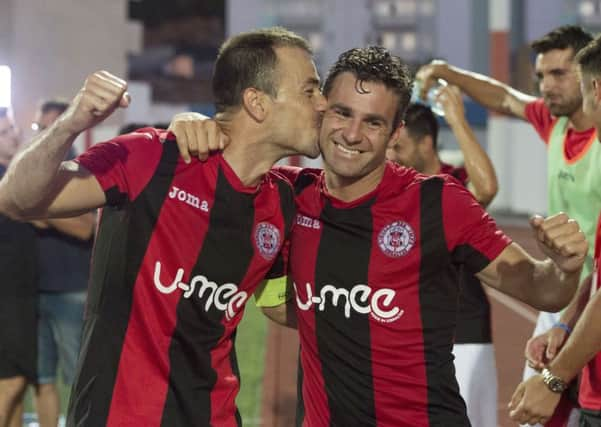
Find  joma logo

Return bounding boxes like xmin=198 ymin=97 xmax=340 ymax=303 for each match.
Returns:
xmin=168 ymin=186 xmax=209 ymax=212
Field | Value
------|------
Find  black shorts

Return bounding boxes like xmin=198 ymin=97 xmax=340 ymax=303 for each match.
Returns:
xmin=0 ymin=216 xmax=38 ymax=381
xmin=581 ymin=409 xmax=601 ymax=427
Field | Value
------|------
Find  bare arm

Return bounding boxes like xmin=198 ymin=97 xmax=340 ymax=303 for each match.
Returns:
xmin=557 ymin=274 xmax=592 ymax=330
xmin=547 ymin=277 xmax=601 ymax=382
xmin=261 ymin=302 xmax=298 ymax=329
xmin=508 ymin=273 xmax=598 ymax=424
xmin=0 ymin=71 xmax=129 ymax=220
xmin=45 ymin=212 xmax=96 ymax=241
xmin=438 ymin=85 xmax=498 ymax=207
xmin=525 ymin=275 xmax=592 ymax=370
xmin=417 ymin=60 xmax=536 ymax=120
xmin=476 ymin=214 xmax=587 ymax=312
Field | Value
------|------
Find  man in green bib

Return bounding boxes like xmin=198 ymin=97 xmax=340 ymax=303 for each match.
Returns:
xmin=417 ymin=25 xmax=599 ymax=427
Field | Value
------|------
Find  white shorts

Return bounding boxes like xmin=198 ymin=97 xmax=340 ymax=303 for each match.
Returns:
xmin=453 ymin=343 xmax=497 ymax=427
xmin=521 ymin=311 xmax=580 ymax=427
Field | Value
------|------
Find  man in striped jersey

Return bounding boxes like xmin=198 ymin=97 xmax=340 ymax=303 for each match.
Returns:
xmin=172 ymin=46 xmax=588 ymax=427
xmin=0 ymin=27 xmax=325 ymax=427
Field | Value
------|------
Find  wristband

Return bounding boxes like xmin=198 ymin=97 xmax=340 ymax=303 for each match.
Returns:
xmin=552 ymin=322 xmax=572 ymax=335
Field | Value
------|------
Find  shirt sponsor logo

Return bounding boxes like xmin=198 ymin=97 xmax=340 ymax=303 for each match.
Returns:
xmin=378 ymin=221 xmax=415 ymax=258
xmin=294 ymin=282 xmax=404 ymax=323
xmin=153 ymin=261 xmax=247 ymax=321
xmin=168 ymin=186 xmax=209 ymax=212
xmin=557 ymin=170 xmax=575 ymax=183
xmin=295 ymin=214 xmax=321 ymax=229
xmin=255 ymin=222 xmax=281 ymax=260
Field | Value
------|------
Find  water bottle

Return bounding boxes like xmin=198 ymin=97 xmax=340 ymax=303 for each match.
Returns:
xmin=411 ymin=78 xmax=447 ymax=116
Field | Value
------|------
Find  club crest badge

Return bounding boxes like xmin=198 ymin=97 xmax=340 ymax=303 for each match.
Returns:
xmin=255 ymin=222 xmax=281 ymax=260
xmin=377 ymin=221 xmax=415 ymax=258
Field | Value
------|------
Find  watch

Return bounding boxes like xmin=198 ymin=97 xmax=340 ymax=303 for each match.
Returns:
xmin=541 ymin=368 xmax=567 ymax=393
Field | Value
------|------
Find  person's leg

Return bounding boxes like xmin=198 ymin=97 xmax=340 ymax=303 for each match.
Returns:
xmin=34 ymin=292 xmax=60 ymax=427
xmin=37 ymin=290 xmax=85 ymax=427
xmin=54 ymin=291 xmax=86 ymax=387
xmin=453 ymin=343 xmax=497 ymax=427
xmin=35 ymin=383 xmax=60 ymax=427
xmin=0 ymin=376 xmax=27 ymax=427
xmin=8 ymin=400 xmax=23 ymax=427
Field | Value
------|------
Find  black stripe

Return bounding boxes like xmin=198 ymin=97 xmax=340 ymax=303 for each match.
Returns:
xmin=418 ymin=177 xmax=470 ymax=426
xmin=275 ymin=178 xmax=295 ymax=237
xmin=67 ymin=142 xmax=179 ymax=427
xmin=160 ymin=166 xmax=256 ymax=427
xmin=453 ymin=243 xmax=494 ymax=274
xmin=294 ymin=170 xmax=318 ymax=196
xmin=454 ymin=266 xmax=492 ymax=344
xmin=266 ymin=179 xmax=295 ymax=278
xmin=295 ymin=347 xmax=305 ymax=427
xmin=314 ymin=198 xmax=376 ymax=427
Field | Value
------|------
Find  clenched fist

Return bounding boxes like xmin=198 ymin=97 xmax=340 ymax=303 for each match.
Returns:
xmin=62 ymin=70 xmax=130 ymax=135
xmin=530 ymin=213 xmax=588 ymax=274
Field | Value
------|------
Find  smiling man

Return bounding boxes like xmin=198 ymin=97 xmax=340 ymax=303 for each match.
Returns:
xmin=0 ymin=27 xmax=326 ymax=427
xmin=172 ymin=45 xmax=589 ymax=427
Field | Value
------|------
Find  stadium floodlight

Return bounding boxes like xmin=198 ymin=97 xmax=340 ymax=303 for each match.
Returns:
xmin=0 ymin=66 xmax=11 ymax=108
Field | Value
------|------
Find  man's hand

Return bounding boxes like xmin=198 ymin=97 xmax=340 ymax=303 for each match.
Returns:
xmin=530 ymin=213 xmax=588 ymax=274
xmin=168 ymin=113 xmax=230 ymax=163
xmin=508 ymin=375 xmax=561 ymax=425
xmin=525 ymin=328 xmax=569 ymax=371
xmin=61 ymin=70 xmax=129 ymax=135
xmin=415 ymin=60 xmax=448 ymax=100
xmin=437 ymin=85 xmax=465 ymax=126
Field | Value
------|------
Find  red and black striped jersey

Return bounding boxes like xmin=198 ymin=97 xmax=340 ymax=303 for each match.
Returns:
xmin=580 ymin=213 xmax=601 ymax=410
xmin=69 ymin=129 xmax=295 ymax=427
xmin=279 ymin=162 xmax=511 ymax=427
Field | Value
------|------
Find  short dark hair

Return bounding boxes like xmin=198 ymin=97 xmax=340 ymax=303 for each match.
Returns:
xmin=212 ymin=26 xmax=312 ymax=113
xmin=530 ymin=25 xmax=593 ymax=57
xmin=403 ymin=104 xmax=439 ymax=150
xmin=40 ymin=99 xmax=69 ymax=115
xmin=575 ymin=34 xmax=601 ymax=76
xmin=118 ymin=122 xmax=151 ymax=135
xmin=323 ymin=46 xmax=412 ymax=130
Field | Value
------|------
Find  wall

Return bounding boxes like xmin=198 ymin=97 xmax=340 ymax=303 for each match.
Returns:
xmin=1 ymin=0 xmax=141 ymax=137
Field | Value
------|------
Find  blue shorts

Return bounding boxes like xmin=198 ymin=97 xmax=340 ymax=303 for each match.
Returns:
xmin=37 ymin=290 xmax=86 ymax=385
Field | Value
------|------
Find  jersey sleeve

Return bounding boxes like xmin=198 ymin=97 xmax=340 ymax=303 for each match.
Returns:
xmin=442 ymin=179 xmax=512 ymax=275
xmin=524 ymin=98 xmax=557 ymax=144
xmin=75 ymin=128 xmax=164 ymax=206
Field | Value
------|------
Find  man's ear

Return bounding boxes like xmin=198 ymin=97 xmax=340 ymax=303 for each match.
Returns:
xmin=387 ymin=121 xmax=404 ymax=148
xmin=242 ymin=88 xmax=270 ymax=122
xmin=593 ymin=78 xmax=601 ymax=105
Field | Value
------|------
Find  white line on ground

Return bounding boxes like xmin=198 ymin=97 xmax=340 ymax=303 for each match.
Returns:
xmin=486 ymin=287 xmax=538 ymax=324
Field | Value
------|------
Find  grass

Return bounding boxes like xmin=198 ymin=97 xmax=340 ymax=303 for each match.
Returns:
xmin=23 ymin=304 xmax=269 ymax=425
xmin=235 ymin=301 xmax=268 ymax=425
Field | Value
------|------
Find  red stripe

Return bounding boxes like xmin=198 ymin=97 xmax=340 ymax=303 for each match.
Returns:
xmin=106 ymin=159 xmax=217 ymax=426
xmin=288 ymin=209 xmax=330 ymax=426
